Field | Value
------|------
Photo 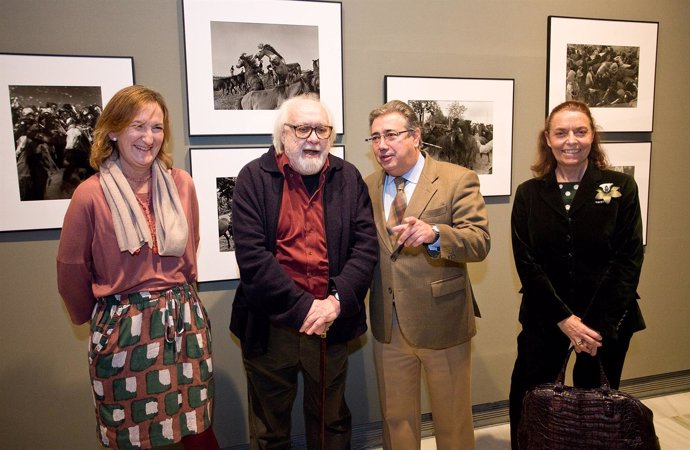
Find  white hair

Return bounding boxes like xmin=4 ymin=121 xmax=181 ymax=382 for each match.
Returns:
xmin=272 ymin=93 xmax=335 ymax=153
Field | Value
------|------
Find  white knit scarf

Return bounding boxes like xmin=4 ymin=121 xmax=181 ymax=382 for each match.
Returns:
xmin=99 ymin=155 xmax=188 ymax=256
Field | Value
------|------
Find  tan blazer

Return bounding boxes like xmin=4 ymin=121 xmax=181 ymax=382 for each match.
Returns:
xmin=365 ymin=154 xmax=490 ymax=349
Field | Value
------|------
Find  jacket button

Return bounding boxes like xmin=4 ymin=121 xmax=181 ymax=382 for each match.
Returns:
xmin=388 ymin=287 xmax=393 ymax=294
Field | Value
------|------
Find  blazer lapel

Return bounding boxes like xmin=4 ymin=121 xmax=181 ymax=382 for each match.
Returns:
xmin=370 ymin=170 xmax=394 ymax=253
xmin=539 ymin=173 xmax=568 ymax=218
xmin=406 ymin=155 xmax=438 ymax=219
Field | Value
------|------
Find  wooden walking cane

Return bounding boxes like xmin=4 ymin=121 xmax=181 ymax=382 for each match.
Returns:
xmin=319 ymin=331 xmax=327 ymax=450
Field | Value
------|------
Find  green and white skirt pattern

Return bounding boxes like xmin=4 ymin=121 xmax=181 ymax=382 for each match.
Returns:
xmin=88 ymin=284 xmax=214 ymax=449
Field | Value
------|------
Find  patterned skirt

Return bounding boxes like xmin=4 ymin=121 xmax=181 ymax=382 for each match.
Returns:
xmin=88 ymin=284 xmax=214 ymax=449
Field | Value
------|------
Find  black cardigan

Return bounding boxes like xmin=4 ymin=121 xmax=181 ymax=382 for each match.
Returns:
xmin=230 ymin=147 xmax=379 ymax=357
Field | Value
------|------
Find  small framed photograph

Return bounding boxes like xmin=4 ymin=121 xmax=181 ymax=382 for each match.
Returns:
xmin=385 ymin=75 xmax=514 ymax=196
xmin=182 ymin=0 xmax=343 ymax=136
xmin=0 ymin=53 xmax=134 ymax=232
xmin=190 ymin=145 xmax=345 ymax=282
xmin=547 ymin=16 xmax=659 ymax=132
xmin=604 ymin=141 xmax=652 ymax=245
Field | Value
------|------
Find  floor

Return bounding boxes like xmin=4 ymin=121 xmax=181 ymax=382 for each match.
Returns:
xmin=375 ymin=391 xmax=690 ymax=450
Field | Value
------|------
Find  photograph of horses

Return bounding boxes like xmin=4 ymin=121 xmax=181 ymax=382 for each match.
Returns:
xmin=216 ymin=176 xmax=236 ymax=253
xmin=210 ymin=21 xmax=320 ymax=111
xmin=386 ymin=75 xmax=514 ymax=197
xmin=547 ymin=16 xmax=658 ymax=132
xmin=182 ymin=0 xmax=343 ymax=135
xmin=0 ymin=53 xmax=133 ymax=232
xmin=412 ymin=99 xmax=494 ymax=176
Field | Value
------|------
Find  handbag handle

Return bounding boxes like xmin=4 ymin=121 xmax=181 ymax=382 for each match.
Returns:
xmin=554 ymin=346 xmax=612 ymax=393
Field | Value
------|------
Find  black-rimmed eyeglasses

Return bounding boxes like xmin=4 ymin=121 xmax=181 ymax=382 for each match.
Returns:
xmin=365 ymin=129 xmax=413 ymax=145
xmin=285 ymin=123 xmax=333 ymax=140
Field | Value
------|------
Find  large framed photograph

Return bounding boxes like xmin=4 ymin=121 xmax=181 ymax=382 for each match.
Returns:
xmin=182 ymin=0 xmax=343 ymax=136
xmin=191 ymin=145 xmax=345 ymax=282
xmin=0 ymin=53 xmax=134 ymax=232
xmin=385 ymin=75 xmax=514 ymax=196
xmin=604 ymin=141 xmax=652 ymax=245
xmin=547 ymin=16 xmax=659 ymax=132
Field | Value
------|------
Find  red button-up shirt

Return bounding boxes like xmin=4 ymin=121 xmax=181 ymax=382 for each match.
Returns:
xmin=275 ymin=152 xmax=330 ymax=298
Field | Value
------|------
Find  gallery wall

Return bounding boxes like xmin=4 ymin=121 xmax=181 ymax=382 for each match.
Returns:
xmin=1 ymin=1 xmax=689 ymax=448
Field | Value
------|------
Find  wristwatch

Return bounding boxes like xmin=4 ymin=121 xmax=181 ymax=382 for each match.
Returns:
xmin=330 ymin=285 xmax=340 ymax=301
xmin=429 ymin=224 xmax=440 ymax=244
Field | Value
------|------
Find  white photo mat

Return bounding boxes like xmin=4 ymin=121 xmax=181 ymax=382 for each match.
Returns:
xmin=385 ymin=75 xmax=514 ymax=196
xmin=604 ymin=141 xmax=652 ymax=245
xmin=191 ymin=145 xmax=345 ymax=282
xmin=547 ymin=16 xmax=659 ymax=132
xmin=0 ymin=53 xmax=134 ymax=232
xmin=182 ymin=0 xmax=344 ymax=136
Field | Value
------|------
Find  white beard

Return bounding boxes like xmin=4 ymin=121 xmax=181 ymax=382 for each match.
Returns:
xmin=286 ymin=150 xmax=327 ymax=175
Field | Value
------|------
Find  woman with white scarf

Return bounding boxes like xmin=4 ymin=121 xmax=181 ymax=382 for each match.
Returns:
xmin=57 ymin=85 xmax=219 ymax=450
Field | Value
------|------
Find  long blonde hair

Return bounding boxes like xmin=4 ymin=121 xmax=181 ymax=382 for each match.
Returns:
xmin=89 ymin=85 xmax=173 ymax=170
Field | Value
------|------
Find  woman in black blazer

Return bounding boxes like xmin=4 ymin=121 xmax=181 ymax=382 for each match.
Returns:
xmin=508 ymin=101 xmax=645 ymax=449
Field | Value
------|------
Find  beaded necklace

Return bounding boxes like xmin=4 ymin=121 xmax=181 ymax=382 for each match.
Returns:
xmin=135 ymin=191 xmax=158 ymax=254
xmin=124 ymin=172 xmax=152 ymax=183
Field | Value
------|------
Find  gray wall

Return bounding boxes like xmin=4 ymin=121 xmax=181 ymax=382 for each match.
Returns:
xmin=1 ymin=1 xmax=689 ymax=448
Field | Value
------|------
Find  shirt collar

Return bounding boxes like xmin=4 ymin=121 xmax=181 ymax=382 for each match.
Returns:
xmin=386 ymin=151 xmax=425 ymax=187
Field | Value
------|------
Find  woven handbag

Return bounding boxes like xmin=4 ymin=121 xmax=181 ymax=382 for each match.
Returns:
xmin=518 ymin=347 xmax=660 ymax=450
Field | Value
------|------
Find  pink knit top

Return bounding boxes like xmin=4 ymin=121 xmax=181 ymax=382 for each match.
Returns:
xmin=56 ymin=168 xmax=200 ymax=324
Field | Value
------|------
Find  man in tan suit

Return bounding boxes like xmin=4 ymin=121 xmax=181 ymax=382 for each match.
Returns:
xmin=364 ymin=100 xmax=490 ymax=450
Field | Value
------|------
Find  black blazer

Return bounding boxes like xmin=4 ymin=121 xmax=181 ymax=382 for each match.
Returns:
xmin=511 ymin=163 xmax=645 ymax=339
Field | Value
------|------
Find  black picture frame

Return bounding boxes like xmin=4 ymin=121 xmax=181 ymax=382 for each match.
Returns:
xmin=546 ymin=16 xmax=659 ymax=132
xmin=182 ymin=0 xmax=344 ymax=136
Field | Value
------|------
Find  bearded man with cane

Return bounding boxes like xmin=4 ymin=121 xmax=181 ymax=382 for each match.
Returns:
xmin=231 ymin=93 xmax=378 ymax=449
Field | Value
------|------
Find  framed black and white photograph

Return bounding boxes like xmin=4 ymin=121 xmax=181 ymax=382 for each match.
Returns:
xmin=191 ymin=145 xmax=345 ymax=282
xmin=0 ymin=53 xmax=134 ymax=232
xmin=182 ymin=0 xmax=343 ymax=136
xmin=604 ymin=141 xmax=652 ymax=245
xmin=547 ymin=16 xmax=659 ymax=132
xmin=385 ymin=75 xmax=514 ymax=197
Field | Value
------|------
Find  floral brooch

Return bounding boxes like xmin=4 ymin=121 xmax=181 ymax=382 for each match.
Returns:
xmin=595 ymin=183 xmax=622 ymax=204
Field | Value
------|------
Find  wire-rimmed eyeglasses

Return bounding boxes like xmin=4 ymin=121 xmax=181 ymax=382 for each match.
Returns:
xmin=365 ymin=129 xmax=413 ymax=145
xmin=285 ymin=123 xmax=333 ymax=140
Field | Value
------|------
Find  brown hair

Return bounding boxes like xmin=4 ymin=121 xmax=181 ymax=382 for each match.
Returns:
xmin=89 ymin=85 xmax=173 ymax=170
xmin=531 ymin=100 xmax=608 ymax=179
xmin=368 ymin=100 xmax=421 ymax=129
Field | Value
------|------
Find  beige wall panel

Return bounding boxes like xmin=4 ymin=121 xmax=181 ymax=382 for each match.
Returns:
xmin=1 ymin=1 xmax=688 ymax=448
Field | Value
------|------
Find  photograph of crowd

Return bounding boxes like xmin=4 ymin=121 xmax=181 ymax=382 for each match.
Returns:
xmin=11 ymin=85 xmax=102 ymax=201
xmin=565 ymin=44 xmax=640 ymax=108
xmin=412 ymin=99 xmax=494 ymax=175
xmin=210 ymin=21 xmax=320 ymax=110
